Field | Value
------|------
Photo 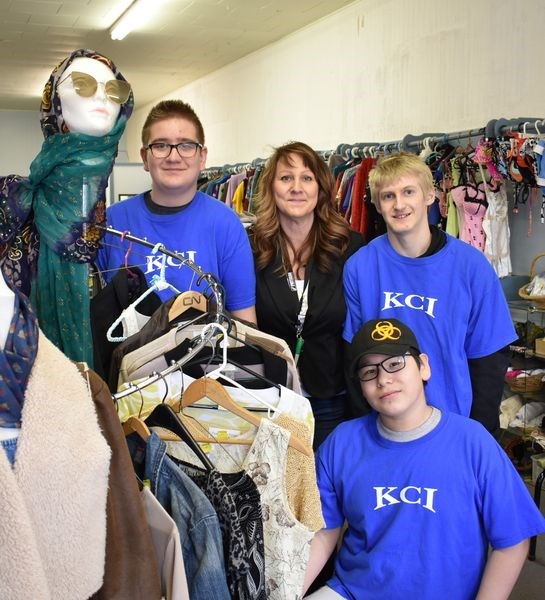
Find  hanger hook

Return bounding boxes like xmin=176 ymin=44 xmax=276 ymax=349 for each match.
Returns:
xmin=522 ymin=121 xmax=529 ymax=137
xmin=200 ymin=322 xmax=229 ymax=375
xmin=155 ymin=370 xmax=170 ymax=404
xmin=535 ymin=120 xmax=542 ymax=137
xmin=151 ymin=242 xmax=167 ymax=282
xmin=137 ymin=386 xmax=145 ymax=419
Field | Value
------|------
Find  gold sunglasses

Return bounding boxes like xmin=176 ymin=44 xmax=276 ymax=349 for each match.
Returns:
xmin=57 ymin=71 xmax=131 ymax=104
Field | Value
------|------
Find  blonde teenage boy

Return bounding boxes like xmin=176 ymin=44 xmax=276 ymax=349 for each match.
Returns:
xmin=343 ymin=152 xmax=516 ymax=434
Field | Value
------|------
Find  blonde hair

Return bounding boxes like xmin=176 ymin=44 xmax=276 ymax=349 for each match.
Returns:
xmin=369 ymin=152 xmax=434 ymax=204
xmin=251 ymin=141 xmax=350 ymax=276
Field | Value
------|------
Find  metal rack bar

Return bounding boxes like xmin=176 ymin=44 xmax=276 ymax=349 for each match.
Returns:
xmin=97 ymin=225 xmax=225 ymax=317
xmin=201 ymin=117 xmax=545 ymax=173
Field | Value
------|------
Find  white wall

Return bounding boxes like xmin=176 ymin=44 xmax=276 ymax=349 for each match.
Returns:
xmin=126 ymin=0 xmax=545 ymax=166
xmin=0 ymin=110 xmax=43 ymax=176
xmin=1 ymin=0 xmax=543 ymax=274
xmin=0 ymin=110 xmax=130 ymax=199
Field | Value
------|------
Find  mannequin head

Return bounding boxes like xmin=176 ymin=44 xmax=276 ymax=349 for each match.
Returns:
xmin=57 ymin=57 xmax=124 ymax=137
xmin=40 ymin=49 xmax=133 ymax=139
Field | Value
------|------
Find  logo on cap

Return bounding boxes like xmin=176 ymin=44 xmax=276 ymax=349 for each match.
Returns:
xmin=371 ymin=321 xmax=401 ymax=341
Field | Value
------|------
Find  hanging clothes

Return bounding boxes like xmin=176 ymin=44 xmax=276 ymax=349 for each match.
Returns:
xmin=243 ymin=418 xmax=315 ymax=599
xmin=142 ymin=432 xmax=231 ymax=600
xmin=90 ymin=265 xmax=162 ymax=379
xmin=140 ymin=486 xmax=190 ymax=600
xmin=0 ymin=333 xmax=160 ymax=600
xmin=165 ymin=407 xmax=323 ymax=599
xmin=480 ymin=170 xmax=511 ymax=277
xmin=174 ymin=460 xmax=267 ymax=600
xmin=450 ymin=184 xmax=488 ymax=251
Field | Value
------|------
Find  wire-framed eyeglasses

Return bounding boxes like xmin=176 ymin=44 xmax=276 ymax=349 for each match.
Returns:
xmin=57 ymin=71 xmax=131 ymax=104
xmin=357 ymin=354 xmax=411 ymax=382
xmin=146 ymin=141 xmax=203 ymax=159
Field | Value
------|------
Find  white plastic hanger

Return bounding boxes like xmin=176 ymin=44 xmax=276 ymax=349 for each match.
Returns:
xmin=182 ymin=323 xmax=311 ymax=456
xmin=107 ymin=243 xmax=180 ymax=342
xmin=198 ymin=322 xmax=278 ymax=414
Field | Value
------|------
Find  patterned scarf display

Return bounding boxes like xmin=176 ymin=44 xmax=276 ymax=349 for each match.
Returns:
xmin=0 ymin=49 xmax=133 ymax=365
xmin=0 ymin=288 xmax=39 ymax=427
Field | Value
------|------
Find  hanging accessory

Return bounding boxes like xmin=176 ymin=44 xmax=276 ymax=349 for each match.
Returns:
xmin=287 ymin=268 xmax=310 ymax=367
xmin=0 ymin=287 xmax=39 ymax=427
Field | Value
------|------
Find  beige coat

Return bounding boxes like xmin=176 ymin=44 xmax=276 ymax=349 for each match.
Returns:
xmin=0 ymin=334 xmax=111 ymax=600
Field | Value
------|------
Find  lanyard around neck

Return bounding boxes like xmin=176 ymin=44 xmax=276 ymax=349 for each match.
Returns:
xmin=286 ymin=266 xmax=311 ymax=365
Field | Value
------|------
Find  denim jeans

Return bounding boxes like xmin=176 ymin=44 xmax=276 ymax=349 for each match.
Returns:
xmin=1 ymin=437 xmax=17 ymax=465
xmin=308 ymin=394 xmax=348 ymax=451
xmin=145 ymin=432 xmax=230 ymax=600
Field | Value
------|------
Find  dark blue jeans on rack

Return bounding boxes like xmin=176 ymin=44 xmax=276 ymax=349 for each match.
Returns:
xmin=308 ymin=393 xmax=348 ymax=451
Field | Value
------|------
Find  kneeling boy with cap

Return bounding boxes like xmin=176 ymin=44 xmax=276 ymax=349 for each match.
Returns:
xmin=303 ymin=318 xmax=545 ymax=600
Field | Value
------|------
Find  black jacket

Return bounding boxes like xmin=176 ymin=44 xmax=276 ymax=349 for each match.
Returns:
xmin=254 ymin=230 xmax=364 ymax=398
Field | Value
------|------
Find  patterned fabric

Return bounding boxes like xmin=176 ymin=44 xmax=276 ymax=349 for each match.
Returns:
xmin=163 ymin=411 xmax=319 ymax=598
xmin=273 ymin=414 xmax=325 ymax=532
xmin=0 ymin=287 xmax=39 ymax=427
xmin=0 ymin=49 xmax=133 ymax=366
xmin=0 ymin=177 xmax=38 ymax=293
xmin=176 ymin=463 xmax=266 ymax=600
xmin=244 ymin=419 xmax=314 ymax=600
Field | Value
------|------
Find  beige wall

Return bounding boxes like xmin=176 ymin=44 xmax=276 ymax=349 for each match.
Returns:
xmin=1 ymin=0 xmax=543 ymax=273
xmin=126 ymin=0 xmax=545 ymax=166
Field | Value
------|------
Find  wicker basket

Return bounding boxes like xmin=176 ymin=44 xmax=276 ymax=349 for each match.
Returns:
xmin=518 ymin=252 xmax=545 ymax=309
xmin=508 ymin=373 xmax=545 ymax=394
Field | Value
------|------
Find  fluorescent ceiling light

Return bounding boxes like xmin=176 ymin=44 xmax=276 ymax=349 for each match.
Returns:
xmin=110 ymin=0 xmax=157 ymax=41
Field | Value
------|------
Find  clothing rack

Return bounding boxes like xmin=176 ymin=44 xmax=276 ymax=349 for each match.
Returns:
xmin=200 ymin=117 xmax=545 ymax=174
xmin=338 ymin=117 xmax=545 ymax=159
xmin=112 ymin=323 xmax=219 ymax=400
xmin=98 ymin=225 xmax=225 ymax=316
xmin=98 ymin=225 xmax=228 ymax=401
xmin=200 ymin=150 xmax=332 ymax=177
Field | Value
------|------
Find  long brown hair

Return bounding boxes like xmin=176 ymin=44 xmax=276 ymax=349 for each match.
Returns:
xmin=252 ymin=141 xmax=350 ymax=275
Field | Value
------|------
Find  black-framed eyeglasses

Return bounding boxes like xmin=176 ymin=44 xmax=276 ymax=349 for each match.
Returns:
xmin=57 ymin=71 xmax=131 ymax=104
xmin=146 ymin=141 xmax=203 ymax=159
xmin=357 ymin=354 xmax=410 ymax=382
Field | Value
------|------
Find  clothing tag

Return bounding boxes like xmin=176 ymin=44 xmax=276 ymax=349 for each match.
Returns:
xmin=208 ymin=427 xmax=244 ymax=440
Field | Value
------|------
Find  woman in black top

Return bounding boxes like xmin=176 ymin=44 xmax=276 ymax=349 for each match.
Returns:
xmin=250 ymin=141 xmax=363 ymax=449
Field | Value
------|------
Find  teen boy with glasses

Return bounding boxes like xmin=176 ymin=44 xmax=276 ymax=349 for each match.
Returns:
xmin=343 ymin=152 xmax=516 ymax=435
xmin=96 ymin=99 xmax=256 ymax=323
xmin=303 ymin=318 xmax=545 ymax=600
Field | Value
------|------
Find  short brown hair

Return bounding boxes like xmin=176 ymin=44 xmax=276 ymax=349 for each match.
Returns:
xmin=141 ymin=99 xmax=205 ymax=146
xmin=369 ymin=152 xmax=434 ymax=204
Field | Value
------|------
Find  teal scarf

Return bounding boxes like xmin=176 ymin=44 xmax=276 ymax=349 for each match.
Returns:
xmin=1 ymin=49 xmax=133 ymax=365
xmin=26 ymin=117 xmax=127 ymax=364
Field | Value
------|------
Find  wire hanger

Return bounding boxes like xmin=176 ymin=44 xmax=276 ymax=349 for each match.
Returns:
xmin=121 ymin=230 xmax=138 ymax=280
xmin=199 ymin=323 xmax=278 ymax=413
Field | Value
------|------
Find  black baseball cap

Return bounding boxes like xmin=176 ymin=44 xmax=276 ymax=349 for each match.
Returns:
xmin=349 ymin=318 xmax=421 ymax=375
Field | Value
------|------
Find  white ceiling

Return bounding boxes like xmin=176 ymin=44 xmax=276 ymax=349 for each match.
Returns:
xmin=0 ymin=0 xmax=355 ymax=111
